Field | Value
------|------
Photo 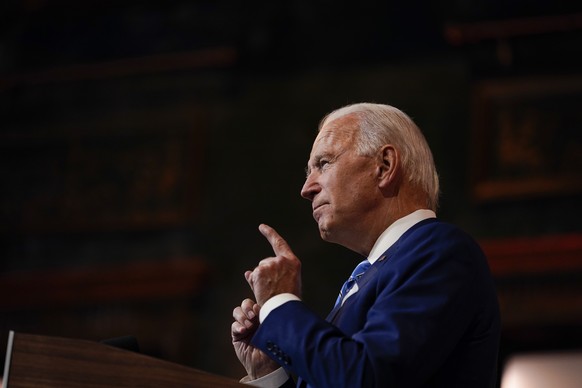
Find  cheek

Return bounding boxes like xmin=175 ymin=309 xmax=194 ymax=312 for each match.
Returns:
xmin=324 ymin=164 xmax=376 ymax=204
xmin=345 ymin=176 xmax=378 ymax=208
xmin=333 ymin=179 xmax=371 ymax=208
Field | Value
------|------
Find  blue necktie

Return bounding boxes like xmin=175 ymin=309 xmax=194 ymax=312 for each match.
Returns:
xmin=335 ymin=259 xmax=371 ymax=307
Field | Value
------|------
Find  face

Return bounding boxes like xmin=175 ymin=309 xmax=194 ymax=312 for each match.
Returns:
xmin=301 ymin=115 xmax=381 ymax=251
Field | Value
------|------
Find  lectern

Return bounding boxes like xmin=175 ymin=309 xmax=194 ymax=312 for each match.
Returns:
xmin=2 ymin=331 xmax=244 ymax=387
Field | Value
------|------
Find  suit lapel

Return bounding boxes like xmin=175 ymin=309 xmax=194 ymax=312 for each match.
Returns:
xmin=326 ymin=300 xmax=342 ymax=322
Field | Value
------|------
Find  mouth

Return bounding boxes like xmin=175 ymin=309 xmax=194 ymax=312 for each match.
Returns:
xmin=312 ymin=202 xmax=328 ymax=211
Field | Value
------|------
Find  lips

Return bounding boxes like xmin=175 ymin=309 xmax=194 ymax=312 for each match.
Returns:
xmin=313 ymin=202 xmax=327 ymax=211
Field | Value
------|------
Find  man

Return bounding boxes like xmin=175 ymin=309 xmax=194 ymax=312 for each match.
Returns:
xmin=231 ymin=103 xmax=500 ymax=387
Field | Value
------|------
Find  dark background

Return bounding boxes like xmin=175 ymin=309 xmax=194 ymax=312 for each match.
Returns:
xmin=1 ymin=0 xmax=582 ymax=383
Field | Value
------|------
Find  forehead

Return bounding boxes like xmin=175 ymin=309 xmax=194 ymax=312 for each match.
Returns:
xmin=311 ymin=115 xmax=359 ymax=156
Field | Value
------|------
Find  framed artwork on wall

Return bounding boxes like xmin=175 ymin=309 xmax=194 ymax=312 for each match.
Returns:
xmin=0 ymin=48 xmax=236 ymax=232
xmin=470 ymin=75 xmax=582 ymax=202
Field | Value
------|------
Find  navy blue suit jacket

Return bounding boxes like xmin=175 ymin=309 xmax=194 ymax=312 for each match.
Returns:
xmin=251 ymin=219 xmax=500 ymax=387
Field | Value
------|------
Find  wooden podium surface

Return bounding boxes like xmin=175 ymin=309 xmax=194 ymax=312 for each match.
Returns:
xmin=2 ymin=331 xmax=244 ymax=387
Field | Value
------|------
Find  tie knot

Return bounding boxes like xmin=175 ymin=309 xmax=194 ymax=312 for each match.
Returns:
xmin=349 ymin=260 xmax=371 ymax=281
xmin=335 ymin=260 xmax=372 ymax=307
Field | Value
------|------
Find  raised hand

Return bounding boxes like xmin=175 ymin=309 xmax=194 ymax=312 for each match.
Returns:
xmin=245 ymin=224 xmax=302 ymax=306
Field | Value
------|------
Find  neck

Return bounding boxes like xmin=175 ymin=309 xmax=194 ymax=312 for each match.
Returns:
xmin=357 ymin=193 xmax=427 ymax=257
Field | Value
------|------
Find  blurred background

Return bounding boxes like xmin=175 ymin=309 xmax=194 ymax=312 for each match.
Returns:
xmin=1 ymin=0 xmax=581 ymax=384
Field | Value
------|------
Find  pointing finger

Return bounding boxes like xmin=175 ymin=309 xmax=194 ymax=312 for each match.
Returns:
xmin=258 ymin=224 xmax=294 ymax=257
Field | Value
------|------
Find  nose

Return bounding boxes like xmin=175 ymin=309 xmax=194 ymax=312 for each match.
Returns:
xmin=300 ymin=172 xmax=319 ymax=201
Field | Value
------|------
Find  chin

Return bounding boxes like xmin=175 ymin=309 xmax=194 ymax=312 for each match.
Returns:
xmin=318 ymin=225 xmax=337 ymax=244
xmin=318 ymin=225 xmax=331 ymax=241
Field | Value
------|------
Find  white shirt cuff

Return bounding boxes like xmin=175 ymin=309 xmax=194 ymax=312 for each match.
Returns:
xmin=259 ymin=293 xmax=301 ymax=323
xmin=240 ymin=367 xmax=290 ymax=387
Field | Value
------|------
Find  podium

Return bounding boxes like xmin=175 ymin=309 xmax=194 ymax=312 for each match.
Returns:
xmin=2 ymin=331 xmax=245 ymax=387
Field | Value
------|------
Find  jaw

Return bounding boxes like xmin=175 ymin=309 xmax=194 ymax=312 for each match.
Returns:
xmin=317 ymin=221 xmax=369 ymax=257
xmin=315 ymin=206 xmax=386 ymax=257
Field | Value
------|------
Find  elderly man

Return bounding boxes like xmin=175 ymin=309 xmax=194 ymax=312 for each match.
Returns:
xmin=231 ymin=103 xmax=500 ymax=387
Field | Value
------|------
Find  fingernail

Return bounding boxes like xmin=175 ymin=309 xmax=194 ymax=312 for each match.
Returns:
xmin=244 ymin=319 xmax=253 ymax=328
xmin=248 ymin=311 xmax=256 ymax=319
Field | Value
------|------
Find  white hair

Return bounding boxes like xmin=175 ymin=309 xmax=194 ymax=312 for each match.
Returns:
xmin=320 ymin=103 xmax=440 ymax=210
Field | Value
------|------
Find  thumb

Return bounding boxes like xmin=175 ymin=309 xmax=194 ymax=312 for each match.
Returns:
xmin=244 ymin=270 xmax=254 ymax=290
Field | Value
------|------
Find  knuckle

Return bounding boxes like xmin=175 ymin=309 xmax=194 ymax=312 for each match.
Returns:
xmin=259 ymin=258 xmax=276 ymax=269
xmin=293 ymin=257 xmax=301 ymax=269
xmin=276 ymin=239 xmax=289 ymax=252
xmin=233 ymin=309 xmax=244 ymax=321
xmin=274 ymin=237 xmax=284 ymax=247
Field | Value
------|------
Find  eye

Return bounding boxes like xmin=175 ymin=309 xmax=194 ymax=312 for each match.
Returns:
xmin=317 ymin=159 xmax=331 ymax=171
xmin=306 ymin=156 xmax=333 ymax=177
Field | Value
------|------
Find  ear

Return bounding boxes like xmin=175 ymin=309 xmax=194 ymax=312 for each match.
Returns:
xmin=377 ymin=145 xmax=400 ymax=189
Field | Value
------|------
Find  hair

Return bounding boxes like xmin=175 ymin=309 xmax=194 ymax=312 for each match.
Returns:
xmin=319 ymin=103 xmax=440 ymax=210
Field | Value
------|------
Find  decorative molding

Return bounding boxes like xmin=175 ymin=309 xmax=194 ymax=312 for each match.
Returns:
xmin=0 ymin=47 xmax=237 ymax=89
xmin=481 ymin=233 xmax=582 ymax=277
xmin=0 ymin=258 xmax=210 ymax=310
xmin=445 ymin=12 xmax=582 ymax=45
xmin=481 ymin=233 xmax=582 ymax=327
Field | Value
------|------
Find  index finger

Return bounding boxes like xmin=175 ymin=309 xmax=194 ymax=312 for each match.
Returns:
xmin=258 ymin=223 xmax=294 ymax=257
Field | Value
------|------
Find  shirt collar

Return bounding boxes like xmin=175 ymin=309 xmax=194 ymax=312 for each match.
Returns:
xmin=367 ymin=209 xmax=436 ymax=264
